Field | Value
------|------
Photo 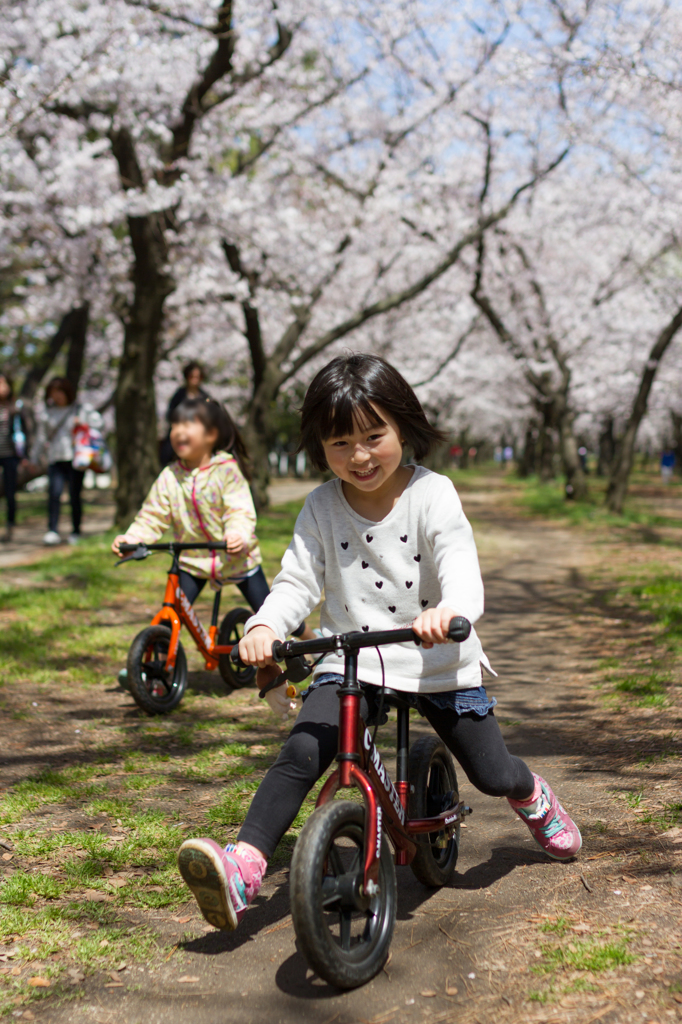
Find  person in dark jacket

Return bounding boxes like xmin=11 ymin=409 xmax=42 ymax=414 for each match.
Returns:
xmin=160 ymin=361 xmax=209 ymax=466
xmin=0 ymin=370 xmax=29 ymax=543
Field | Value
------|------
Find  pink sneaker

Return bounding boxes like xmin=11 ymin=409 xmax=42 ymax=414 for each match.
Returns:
xmin=177 ymin=839 xmax=265 ymax=930
xmin=508 ymin=773 xmax=582 ymax=860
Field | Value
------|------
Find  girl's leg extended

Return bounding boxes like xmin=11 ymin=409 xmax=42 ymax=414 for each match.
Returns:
xmin=178 ymin=680 xmax=355 ymax=929
xmin=421 ymin=706 xmax=581 ymax=859
xmin=421 ymin=705 xmax=534 ymax=800
xmin=237 ymin=681 xmax=345 ymax=857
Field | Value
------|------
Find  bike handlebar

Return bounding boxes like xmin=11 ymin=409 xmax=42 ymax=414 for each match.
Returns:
xmin=118 ymin=542 xmax=226 ymax=553
xmin=270 ymin=616 xmax=471 ymax=662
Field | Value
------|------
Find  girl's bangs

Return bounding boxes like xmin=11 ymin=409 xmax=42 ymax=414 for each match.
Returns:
xmin=322 ymin=392 xmax=385 ymax=439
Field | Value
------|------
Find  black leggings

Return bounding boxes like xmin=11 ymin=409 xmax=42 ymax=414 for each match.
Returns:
xmin=48 ymin=461 xmax=85 ymax=534
xmin=238 ymin=680 xmax=535 ymax=858
xmin=0 ymin=457 xmax=19 ymax=526
xmin=178 ymin=566 xmax=305 ymax=636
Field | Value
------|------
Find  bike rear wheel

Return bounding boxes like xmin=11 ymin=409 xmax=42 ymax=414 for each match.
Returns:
xmin=408 ymin=735 xmax=460 ymax=887
xmin=290 ymin=800 xmax=396 ymax=990
xmin=218 ymin=607 xmax=256 ymax=690
xmin=127 ymin=625 xmax=187 ymax=715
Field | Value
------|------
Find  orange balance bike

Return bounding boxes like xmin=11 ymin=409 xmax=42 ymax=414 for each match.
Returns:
xmin=116 ymin=542 xmax=255 ymax=715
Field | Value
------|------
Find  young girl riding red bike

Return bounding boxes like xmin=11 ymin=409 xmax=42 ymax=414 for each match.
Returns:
xmin=177 ymin=356 xmax=581 ymax=985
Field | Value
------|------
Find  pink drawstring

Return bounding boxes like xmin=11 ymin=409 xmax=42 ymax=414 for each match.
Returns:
xmin=191 ymin=461 xmax=222 ymax=582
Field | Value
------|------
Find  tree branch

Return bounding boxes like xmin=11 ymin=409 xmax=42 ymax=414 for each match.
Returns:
xmin=410 ymin=315 xmax=481 ymax=387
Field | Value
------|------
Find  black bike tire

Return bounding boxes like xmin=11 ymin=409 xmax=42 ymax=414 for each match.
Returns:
xmin=127 ymin=625 xmax=188 ymax=716
xmin=217 ymin=607 xmax=256 ymax=690
xmin=408 ymin=735 xmax=460 ymax=887
xmin=290 ymin=800 xmax=397 ymax=990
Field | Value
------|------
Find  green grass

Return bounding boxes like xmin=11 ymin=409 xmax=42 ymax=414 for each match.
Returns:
xmin=534 ymin=937 xmax=636 ymax=974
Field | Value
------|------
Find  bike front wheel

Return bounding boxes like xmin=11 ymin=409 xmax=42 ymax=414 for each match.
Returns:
xmin=127 ymin=625 xmax=187 ymax=715
xmin=290 ymin=800 xmax=396 ymax=990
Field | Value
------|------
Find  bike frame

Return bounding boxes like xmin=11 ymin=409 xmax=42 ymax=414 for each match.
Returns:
xmin=137 ymin=546 xmax=235 ymax=671
xmin=273 ymin=629 xmax=470 ymax=894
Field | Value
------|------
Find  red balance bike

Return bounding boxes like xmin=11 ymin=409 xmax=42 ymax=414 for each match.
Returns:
xmin=235 ymin=617 xmax=473 ymax=989
xmin=117 ymin=542 xmax=255 ymax=715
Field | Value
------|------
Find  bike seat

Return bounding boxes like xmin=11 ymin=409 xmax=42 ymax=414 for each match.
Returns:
xmin=380 ymin=687 xmax=413 ymax=711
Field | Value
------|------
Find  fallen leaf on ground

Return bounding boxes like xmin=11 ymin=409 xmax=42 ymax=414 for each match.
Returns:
xmin=673 ymin=993 xmax=682 ymax=1004
xmin=10 ymin=967 xmax=20 ymax=976
xmin=108 ymin=971 xmax=124 ymax=983
xmin=116 ymin=962 xmax=127 ymax=972
xmin=104 ymin=981 xmax=123 ymax=988
xmin=571 ymin=923 xmax=591 ymax=933
xmin=1 ymin=852 xmax=12 ymax=861
xmin=178 ymin=975 xmax=200 ymax=984
xmin=27 ymin=977 xmax=50 ymax=987
xmin=146 ymin=885 xmax=165 ymax=892
xmin=108 ymin=877 xmax=127 ymax=888
xmin=99 ymin=939 xmax=109 ymax=948
xmin=445 ymin=983 xmax=458 ymax=996
xmin=172 ymin=915 xmax=192 ymax=924
xmin=420 ymin=990 xmax=436 ymax=997
xmin=23 ymin=1012 xmax=35 ymax=1020
xmin=621 ymin=875 xmax=637 ymax=884
xmin=83 ymin=890 xmax=109 ymax=902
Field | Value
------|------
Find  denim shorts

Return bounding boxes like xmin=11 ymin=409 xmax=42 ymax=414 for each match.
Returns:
xmin=302 ymin=672 xmax=497 ymax=718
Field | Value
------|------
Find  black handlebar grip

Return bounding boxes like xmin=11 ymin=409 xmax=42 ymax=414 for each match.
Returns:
xmin=447 ymin=616 xmax=471 ymax=643
xmin=271 ymin=640 xmax=285 ymax=662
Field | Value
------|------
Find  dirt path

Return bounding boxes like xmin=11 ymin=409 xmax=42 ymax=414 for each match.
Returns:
xmin=5 ymin=483 xmax=682 ymax=1024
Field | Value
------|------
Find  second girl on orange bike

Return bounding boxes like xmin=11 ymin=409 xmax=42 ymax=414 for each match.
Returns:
xmin=112 ymin=396 xmax=314 ymax=709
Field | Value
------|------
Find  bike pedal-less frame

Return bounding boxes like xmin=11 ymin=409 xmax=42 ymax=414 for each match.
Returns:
xmin=118 ymin=542 xmax=237 ymax=670
xmin=269 ymin=618 xmax=474 ymax=893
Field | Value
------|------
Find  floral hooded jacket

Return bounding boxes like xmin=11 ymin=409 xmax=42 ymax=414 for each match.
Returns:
xmin=124 ymin=453 xmax=261 ymax=583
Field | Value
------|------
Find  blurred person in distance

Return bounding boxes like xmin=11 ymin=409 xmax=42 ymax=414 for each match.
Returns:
xmin=160 ymin=361 xmax=209 ymax=467
xmin=0 ymin=369 xmax=30 ymax=543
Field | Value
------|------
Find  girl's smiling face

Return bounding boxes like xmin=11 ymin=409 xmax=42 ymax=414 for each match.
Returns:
xmin=170 ymin=416 xmax=218 ymax=468
xmin=322 ymin=404 xmax=404 ymax=493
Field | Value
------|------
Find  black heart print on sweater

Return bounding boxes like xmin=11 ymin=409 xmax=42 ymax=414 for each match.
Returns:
xmin=400 ymin=535 xmax=408 ymax=543
xmin=414 ymin=554 xmax=421 ymax=562
xmin=341 ymin=542 xmax=348 ymax=550
xmin=362 ymin=561 xmax=369 ymax=569
xmin=366 ymin=534 xmax=373 ymax=543
xmin=406 ymin=581 xmax=413 ymax=589
xmin=375 ymin=581 xmax=383 ymax=589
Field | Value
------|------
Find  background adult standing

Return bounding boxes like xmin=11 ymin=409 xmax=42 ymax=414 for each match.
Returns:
xmin=160 ymin=361 xmax=209 ymax=466
xmin=0 ymin=370 xmax=30 ymax=543
xmin=30 ymin=376 xmax=90 ymax=546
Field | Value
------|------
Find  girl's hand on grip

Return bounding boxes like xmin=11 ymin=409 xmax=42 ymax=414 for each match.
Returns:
xmin=239 ymin=625 xmax=278 ymax=668
xmin=225 ymin=530 xmax=246 ymax=554
xmin=412 ymin=606 xmax=458 ymax=649
xmin=111 ymin=535 xmax=128 ymax=556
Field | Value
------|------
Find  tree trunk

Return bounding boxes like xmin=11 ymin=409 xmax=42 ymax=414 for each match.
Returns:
xmin=670 ymin=412 xmax=682 ymax=477
xmin=537 ymin=400 xmax=556 ymax=481
xmin=518 ymin=421 xmax=538 ymax=477
xmin=556 ymin=399 xmax=587 ymax=500
xmin=242 ymin=367 xmax=282 ymax=511
xmin=65 ymin=303 xmax=89 ymax=395
xmin=114 ymin=247 xmax=173 ymax=524
xmin=607 ymin=306 xmax=682 ymax=514
xmin=20 ymin=306 xmax=87 ymax=400
xmin=597 ymin=416 xmax=615 ymax=477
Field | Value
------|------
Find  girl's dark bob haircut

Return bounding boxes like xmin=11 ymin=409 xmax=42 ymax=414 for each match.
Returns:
xmin=298 ymin=353 xmax=447 ymax=472
xmin=170 ymin=397 xmax=251 ymax=480
xmin=46 ymin=376 xmax=76 ymax=405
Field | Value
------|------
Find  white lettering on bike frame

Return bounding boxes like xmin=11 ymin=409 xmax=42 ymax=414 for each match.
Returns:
xmin=177 ymin=587 xmax=211 ymax=649
xmin=375 ymin=804 xmax=382 ymax=859
xmin=363 ymin=727 xmax=406 ymax=826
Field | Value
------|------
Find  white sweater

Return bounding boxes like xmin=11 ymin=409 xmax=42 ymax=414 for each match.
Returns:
xmin=246 ymin=466 xmax=494 ymax=692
